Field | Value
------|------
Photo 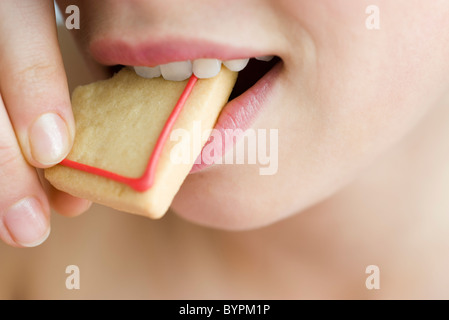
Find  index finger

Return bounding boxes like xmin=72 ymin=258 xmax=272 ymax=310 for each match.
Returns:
xmin=0 ymin=0 xmax=75 ymax=168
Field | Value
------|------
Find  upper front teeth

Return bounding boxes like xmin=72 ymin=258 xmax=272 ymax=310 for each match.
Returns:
xmin=192 ymin=59 xmax=222 ymax=79
xmin=133 ymin=56 xmax=273 ymax=81
xmin=160 ymin=61 xmax=192 ymax=81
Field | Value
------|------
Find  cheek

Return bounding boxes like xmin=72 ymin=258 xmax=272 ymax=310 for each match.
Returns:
xmin=173 ymin=1 xmax=449 ymax=230
xmin=316 ymin=1 xmax=449 ymax=158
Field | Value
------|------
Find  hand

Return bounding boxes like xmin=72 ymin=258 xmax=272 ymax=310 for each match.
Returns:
xmin=0 ymin=0 xmax=91 ymax=248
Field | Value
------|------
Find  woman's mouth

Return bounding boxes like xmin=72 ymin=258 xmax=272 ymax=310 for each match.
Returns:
xmin=90 ymin=39 xmax=282 ymax=173
xmin=190 ymin=57 xmax=282 ymax=173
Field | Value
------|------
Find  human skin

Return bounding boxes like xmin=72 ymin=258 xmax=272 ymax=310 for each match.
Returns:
xmin=1 ymin=0 xmax=449 ymax=299
xmin=0 ymin=1 xmax=92 ymax=248
xmin=58 ymin=0 xmax=449 ymax=230
xmin=0 ymin=0 xmax=449 ymax=248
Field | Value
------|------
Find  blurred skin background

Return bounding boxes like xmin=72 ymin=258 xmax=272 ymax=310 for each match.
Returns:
xmin=1 ymin=2 xmax=449 ymax=299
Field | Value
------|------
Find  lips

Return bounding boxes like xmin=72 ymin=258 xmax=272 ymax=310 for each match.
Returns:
xmin=90 ymin=38 xmax=274 ymax=67
xmin=89 ymin=38 xmax=282 ymax=173
xmin=191 ymin=59 xmax=282 ymax=173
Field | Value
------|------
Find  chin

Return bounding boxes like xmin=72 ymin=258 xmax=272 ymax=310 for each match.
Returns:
xmin=170 ymin=179 xmax=283 ymax=231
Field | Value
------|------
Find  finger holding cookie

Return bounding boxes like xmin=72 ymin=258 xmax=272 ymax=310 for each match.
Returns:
xmin=0 ymin=0 xmax=90 ymax=247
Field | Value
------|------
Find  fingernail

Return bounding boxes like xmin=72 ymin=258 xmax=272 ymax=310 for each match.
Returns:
xmin=3 ymin=197 xmax=50 ymax=247
xmin=29 ymin=113 xmax=71 ymax=165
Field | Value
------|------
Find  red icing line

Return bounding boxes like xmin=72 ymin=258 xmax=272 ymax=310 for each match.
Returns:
xmin=60 ymin=75 xmax=199 ymax=192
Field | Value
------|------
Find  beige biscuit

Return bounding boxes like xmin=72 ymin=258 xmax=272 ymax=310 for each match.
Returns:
xmin=45 ymin=66 xmax=237 ymax=218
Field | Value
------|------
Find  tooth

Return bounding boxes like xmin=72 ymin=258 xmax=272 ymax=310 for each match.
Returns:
xmin=223 ymin=59 xmax=249 ymax=72
xmin=160 ymin=61 xmax=192 ymax=81
xmin=192 ymin=59 xmax=222 ymax=79
xmin=134 ymin=66 xmax=161 ymax=79
xmin=255 ymin=56 xmax=274 ymax=62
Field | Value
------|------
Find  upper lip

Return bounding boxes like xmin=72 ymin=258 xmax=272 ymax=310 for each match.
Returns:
xmin=89 ymin=37 xmax=275 ymax=67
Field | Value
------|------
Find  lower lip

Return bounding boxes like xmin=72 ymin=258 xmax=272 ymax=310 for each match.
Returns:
xmin=190 ymin=61 xmax=283 ymax=173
